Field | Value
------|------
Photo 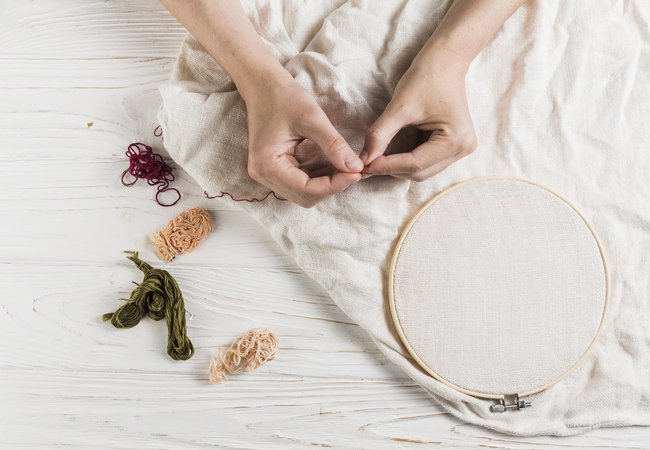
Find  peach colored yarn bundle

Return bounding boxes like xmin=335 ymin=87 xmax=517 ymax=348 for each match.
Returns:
xmin=209 ymin=328 xmax=279 ymax=384
xmin=151 ymin=207 xmax=213 ymax=262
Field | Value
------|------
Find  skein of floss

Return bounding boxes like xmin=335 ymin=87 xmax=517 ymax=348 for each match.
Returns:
xmin=121 ymin=142 xmax=181 ymax=207
xmin=151 ymin=207 xmax=213 ymax=262
xmin=209 ymin=328 xmax=279 ymax=383
xmin=102 ymin=250 xmax=194 ymax=361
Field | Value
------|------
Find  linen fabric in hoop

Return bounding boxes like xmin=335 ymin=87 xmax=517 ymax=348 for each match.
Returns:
xmin=389 ymin=177 xmax=608 ymax=402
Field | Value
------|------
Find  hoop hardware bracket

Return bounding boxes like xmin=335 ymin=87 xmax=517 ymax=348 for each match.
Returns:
xmin=489 ymin=394 xmax=532 ymax=413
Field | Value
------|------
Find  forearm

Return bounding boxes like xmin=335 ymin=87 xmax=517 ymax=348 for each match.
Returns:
xmin=160 ymin=0 xmax=292 ymax=100
xmin=415 ymin=0 xmax=529 ymax=72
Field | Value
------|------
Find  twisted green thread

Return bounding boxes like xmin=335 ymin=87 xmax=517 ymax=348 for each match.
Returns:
xmin=102 ymin=250 xmax=194 ymax=361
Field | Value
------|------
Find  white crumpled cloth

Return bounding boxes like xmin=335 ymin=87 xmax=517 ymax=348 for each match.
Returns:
xmin=157 ymin=0 xmax=650 ymax=436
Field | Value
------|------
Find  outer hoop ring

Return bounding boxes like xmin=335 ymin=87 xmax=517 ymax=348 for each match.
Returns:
xmin=387 ymin=176 xmax=609 ymax=400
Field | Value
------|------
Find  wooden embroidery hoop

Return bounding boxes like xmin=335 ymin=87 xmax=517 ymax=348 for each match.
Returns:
xmin=388 ymin=176 xmax=609 ymax=411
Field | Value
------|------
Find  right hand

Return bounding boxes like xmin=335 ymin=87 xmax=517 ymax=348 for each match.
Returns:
xmin=243 ymin=78 xmax=364 ymax=208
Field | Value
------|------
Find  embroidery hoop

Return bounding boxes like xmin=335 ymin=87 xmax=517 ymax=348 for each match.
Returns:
xmin=388 ymin=177 xmax=609 ymax=411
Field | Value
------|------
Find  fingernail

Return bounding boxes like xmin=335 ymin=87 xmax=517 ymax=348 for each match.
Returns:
xmin=345 ymin=156 xmax=364 ymax=171
xmin=359 ymin=150 xmax=368 ymax=162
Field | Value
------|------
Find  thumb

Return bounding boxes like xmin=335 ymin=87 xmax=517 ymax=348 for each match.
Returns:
xmin=300 ymin=112 xmax=363 ymax=173
xmin=360 ymin=107 xmax=405 ymax=165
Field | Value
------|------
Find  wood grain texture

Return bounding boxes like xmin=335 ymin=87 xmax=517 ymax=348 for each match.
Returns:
xmin=0 ymin=1 xmax=647 ymax=448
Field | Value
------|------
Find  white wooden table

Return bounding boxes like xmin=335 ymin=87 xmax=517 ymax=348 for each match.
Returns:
xmin=0 ymin=1 xmax=647 ymax=448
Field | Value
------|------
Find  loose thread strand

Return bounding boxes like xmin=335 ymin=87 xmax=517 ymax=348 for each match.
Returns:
xmin=204 ymin=190 xmax=286 ymax=203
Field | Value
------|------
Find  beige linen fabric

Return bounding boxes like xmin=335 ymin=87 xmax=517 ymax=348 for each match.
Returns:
xmin=157 ymin=0 xmax=650 ymax=436
xmin=391 ymin=178 xmax=607 ymax=397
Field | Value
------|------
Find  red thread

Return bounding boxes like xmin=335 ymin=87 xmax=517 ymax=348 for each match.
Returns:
xmin=204 ymin=190 xmax=286 ymax=203
xmin=121 ymin=142 xmax=180 ymax=207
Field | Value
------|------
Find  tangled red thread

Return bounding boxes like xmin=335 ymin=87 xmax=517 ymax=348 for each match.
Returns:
xmin=121 ymin=142 xmax=181 ymax=207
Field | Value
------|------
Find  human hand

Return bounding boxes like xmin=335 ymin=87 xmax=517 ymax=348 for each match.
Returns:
xmin=243 ymin=77 xmax=363 ymax=207
xmin=361 ymin=50 xmax=477 ymax=181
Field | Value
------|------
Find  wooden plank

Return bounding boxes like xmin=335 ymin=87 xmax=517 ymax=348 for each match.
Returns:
xmin=0 ymin=0 xmax=186 ymax=58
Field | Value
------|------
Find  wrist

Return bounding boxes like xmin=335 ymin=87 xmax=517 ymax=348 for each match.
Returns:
xmin=234 ymin=59 xmax=295 ymax=104
xmin=412 ymin=41 xmax=472 ymax=77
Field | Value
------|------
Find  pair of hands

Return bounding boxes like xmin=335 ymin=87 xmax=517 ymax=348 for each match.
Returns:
xmin=162 ymin=0 xmax=529 ymax=208
xmin=244 ymin=54 xmax=477 ymax=208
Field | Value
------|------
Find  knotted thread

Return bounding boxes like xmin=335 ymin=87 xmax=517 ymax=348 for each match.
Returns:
xmin=102 ymin=250 xmax=194 ymax=361
xmin=151 ymin=207 xmax=213 ymax=262
xmin=209 ymin=328 xmax=279 ymax=383
xmin=121 ymin=142 xmax=180 ymax=207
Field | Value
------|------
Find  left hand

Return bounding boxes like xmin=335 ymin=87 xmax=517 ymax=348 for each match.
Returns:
xmin=360 ymin=50 xmax=478 ymax=181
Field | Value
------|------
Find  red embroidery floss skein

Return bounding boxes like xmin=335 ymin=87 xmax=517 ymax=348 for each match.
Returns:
xmin=121 ymin=142 xmax=181 ymax=207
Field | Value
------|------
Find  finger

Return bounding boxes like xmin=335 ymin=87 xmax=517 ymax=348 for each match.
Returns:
xmin=383 ymin=154 xmax=461 ymax=182
xmin=360 ymin=106 xmax=407 ymax=165
xmin=365 ymin=138 xmax=458 ymax=179
xmin=299 ymin=111 xmax=363 ymax=173
xmin=265 ymin=156 xmax=361 ymax=207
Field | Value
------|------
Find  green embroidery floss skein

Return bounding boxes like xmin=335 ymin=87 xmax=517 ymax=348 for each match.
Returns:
xmin=102 ymin=250 xmax=194 ymax=361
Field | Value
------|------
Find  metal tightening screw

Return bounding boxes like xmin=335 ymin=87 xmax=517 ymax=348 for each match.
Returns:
xmin=489 ymin=396 xmax=532 ymax=413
